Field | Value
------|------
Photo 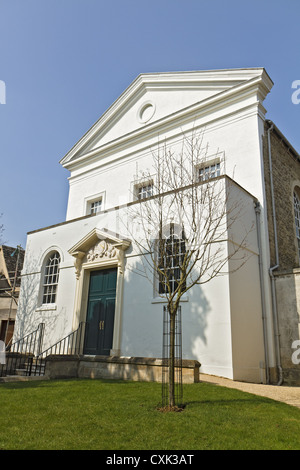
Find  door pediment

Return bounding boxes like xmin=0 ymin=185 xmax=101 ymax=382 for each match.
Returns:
xmin=68 ymin=228 xmax=131 ymax=278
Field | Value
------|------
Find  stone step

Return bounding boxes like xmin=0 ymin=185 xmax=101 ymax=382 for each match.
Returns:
xmin=15 ymin=368 xmax=27 ymax=376
xmin=1 ymin=361 xmax=46 ymax=378
xmin=0 ymin=375 xmax=48 ymax=383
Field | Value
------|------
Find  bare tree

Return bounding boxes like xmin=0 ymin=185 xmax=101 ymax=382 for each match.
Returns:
xmin=0 ymin=214 xmax=4 ymax=244
xmin=127 ymin=131 xmax=252 ymax=408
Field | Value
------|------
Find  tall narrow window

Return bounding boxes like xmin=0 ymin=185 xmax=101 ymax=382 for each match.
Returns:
xmin=158 ymin=224 xmax=186 ymax=294
xmin=294 ymin=190 xmax=300 ymax=262
xmin=42 ymin=252 xmax=61 ymax=304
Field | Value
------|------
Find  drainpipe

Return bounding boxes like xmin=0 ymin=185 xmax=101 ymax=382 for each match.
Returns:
xmin=254 ymin=201 xmax=269 ymax=384
xmin=267 ymin=122 xmax=283 ymax=385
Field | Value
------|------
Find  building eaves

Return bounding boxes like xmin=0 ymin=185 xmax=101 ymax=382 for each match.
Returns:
xmin=266 ymin=119 xmax=299 ymax=162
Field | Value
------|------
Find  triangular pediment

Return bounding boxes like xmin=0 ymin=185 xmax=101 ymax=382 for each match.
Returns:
xmin=68 ymin=228 xmax=131 ymax=279
xmin=60 ymin=68 xmax=273 ymax=168
xmin=68 ymin=228 xmax=131 ymax=257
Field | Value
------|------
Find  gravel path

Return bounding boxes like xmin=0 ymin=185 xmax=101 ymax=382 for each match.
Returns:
xmin=201 ymin=374 xmax=300 ymax=409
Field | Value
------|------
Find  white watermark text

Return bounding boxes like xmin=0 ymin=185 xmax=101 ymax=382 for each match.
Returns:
xmin=0 ymin=340 xmax=6 ymax=365
xmin=291 ymin=339 xmax=300 ymax=365
xmin=0 ymin=80 xmax=6 ymax=104
xmin=291 ymin=80 xmax=300 ymax=104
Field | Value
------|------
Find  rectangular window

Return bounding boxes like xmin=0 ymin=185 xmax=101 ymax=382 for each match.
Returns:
xmin=42 ymin=284 xmax=58 ymax=305
xmin=137 ymin=183 xmax=153 ymax=200
xmin=90 ymin=199 xmax=102 ymax=214
xmin=198 ymin=161 xmax=220 ymax=182
xmin=158 ymin=224 xmax=186 ymax=295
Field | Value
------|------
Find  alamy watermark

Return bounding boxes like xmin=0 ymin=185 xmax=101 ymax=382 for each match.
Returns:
xmin=0 ymin=80 xmax=6 ymax=104
xmin=291 ymin=80 xmax=300 ymax=104
xmin=0 ymin=340 xmax=5 ymax=365
xmin=292 ymin=339 xmax=300 ymax=365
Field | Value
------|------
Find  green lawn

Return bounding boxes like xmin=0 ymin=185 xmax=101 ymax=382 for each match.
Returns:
xmin=0 ymin=379 xmax=299 ymax=450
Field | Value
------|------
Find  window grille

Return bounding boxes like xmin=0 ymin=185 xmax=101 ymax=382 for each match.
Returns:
xmin=90 ymin=199 xmax=102 ymax=214
xmin=198 ymin=161 xmax=220 ymax=181
xmin=137 ymin=183 xmax=153 ymax=200
xmin=158 ymin=224 xmax=186 ymax=294
xmin=42 ymin=252 xmax=61 ymax=304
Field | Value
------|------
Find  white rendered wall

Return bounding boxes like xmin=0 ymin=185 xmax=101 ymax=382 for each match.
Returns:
xmin=16 ymin=70 xmax=274 ymax=381
xmin=16 ymin=176 xmax=261 ymax=381
xmin=63 ymin=92 xmax=276 ymax=374
xmin=16 ymin=216 xmax=103 ymax=350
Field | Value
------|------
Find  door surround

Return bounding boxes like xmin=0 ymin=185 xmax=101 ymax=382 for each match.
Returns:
xmin=68 ymin=228 xmax=131 ymax=356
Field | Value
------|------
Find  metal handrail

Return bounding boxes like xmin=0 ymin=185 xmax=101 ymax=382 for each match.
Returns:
xmin=0 ymin=322 xmax=87 ymax=378
xmin=6 ymin=323 xmax=45 ymax=355
xmin=0 ymin=323 xmax=45 ymax=378
xmin=37 ymin=322 xmax=87 ymax=359
xmin=32 ymin=322 xmax=87 ymax=376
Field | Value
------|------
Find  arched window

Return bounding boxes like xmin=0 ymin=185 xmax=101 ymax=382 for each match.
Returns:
xmin=42 ymin=251 xmax=61 ymax=304
xmin=158 ymin=223 xmax=186 ymax=294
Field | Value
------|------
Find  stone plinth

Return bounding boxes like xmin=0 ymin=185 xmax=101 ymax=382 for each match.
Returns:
xmin=44 ymin=355 xmax=200 ymax=383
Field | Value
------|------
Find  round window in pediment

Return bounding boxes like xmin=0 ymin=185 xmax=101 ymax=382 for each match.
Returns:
xmin=138 ymin=101 xmax=155 ymax=124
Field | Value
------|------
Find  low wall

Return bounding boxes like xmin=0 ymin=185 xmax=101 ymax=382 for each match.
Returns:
xmin=44 ymin=355 xmax=201 ymax=383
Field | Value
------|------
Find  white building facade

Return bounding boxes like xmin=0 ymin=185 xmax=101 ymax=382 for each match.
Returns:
xmin=15 ymin=68 xmax=291 ymax=384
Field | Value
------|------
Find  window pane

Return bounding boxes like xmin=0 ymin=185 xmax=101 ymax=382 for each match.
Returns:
xmin=137 ymin=183 xmax=153 ymax=200
xmin=158 ymin=225 xmax=186 ymax=294
xmin=42 ymin=252 xmax=60 ymax=304
xmin=90 ymin=199 xmax=102 ymax=214
xmin=199 ymin=161 xmax=221 ymax=181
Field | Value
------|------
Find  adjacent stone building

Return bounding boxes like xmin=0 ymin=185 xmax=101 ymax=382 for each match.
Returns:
xmin=263 ymin=121 xmax=300 ymax=384
xmin=0 ymin=245 xmax=25 ymax=345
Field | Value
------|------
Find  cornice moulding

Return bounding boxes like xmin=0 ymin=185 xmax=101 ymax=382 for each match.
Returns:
xmin=63 ymin=80 xmax=270 ymax=174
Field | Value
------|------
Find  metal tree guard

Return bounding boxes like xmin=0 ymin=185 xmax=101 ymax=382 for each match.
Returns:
xmin=162 ymin=305 xmax=183 ymax=407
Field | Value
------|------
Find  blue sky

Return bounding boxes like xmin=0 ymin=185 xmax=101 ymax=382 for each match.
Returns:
xmin=0 ymin=0 xmax=299 ymax=248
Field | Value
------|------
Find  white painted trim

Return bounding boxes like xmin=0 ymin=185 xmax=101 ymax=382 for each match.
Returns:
xmin=137 ymin=100 xmax=156 ymax=124
xmin=83 ymin=190 xmax=106 ymax=216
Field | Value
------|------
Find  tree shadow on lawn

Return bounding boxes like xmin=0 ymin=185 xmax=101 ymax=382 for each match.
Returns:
xmin=0 ymin=378 xmax=131 ymax=390
xmin=185 ymin=396 xmax=274 ymax=407
xmin=0 ymin=380 xmax=51 ymax=390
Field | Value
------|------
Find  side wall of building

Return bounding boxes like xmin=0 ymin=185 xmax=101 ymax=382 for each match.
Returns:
xmin=263 ymin=121 xmax=300 ymax=384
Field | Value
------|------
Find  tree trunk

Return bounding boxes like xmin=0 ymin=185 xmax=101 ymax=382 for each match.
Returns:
xmin=169 ymin=307 xmax=176 ymax=407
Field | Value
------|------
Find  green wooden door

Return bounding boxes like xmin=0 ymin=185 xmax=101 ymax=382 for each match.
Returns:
xmin=84 ymin=268 xmax=117 ymax=356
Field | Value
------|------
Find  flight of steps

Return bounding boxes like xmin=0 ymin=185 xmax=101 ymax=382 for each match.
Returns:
xmin=0 ymin=358 xmax=47 ymax=382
